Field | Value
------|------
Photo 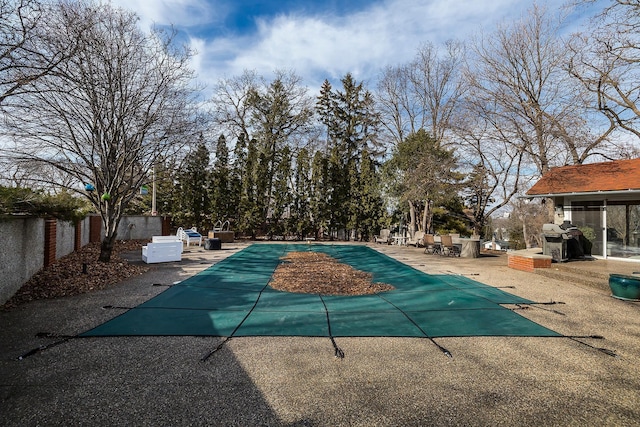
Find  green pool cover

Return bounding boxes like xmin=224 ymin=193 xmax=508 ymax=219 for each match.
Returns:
xmin=81 ymin=244 xmax=560 ymax=339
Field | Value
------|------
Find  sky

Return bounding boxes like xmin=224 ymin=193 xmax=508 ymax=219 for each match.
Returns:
xmin=109 ymin=0 xmax=603 ymax=93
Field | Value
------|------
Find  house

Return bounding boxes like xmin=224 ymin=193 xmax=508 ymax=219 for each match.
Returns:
xmin=483 ymin=239 xmax=510 ymax=251
xmin=526 ymin=158 xmax=640 ymax=261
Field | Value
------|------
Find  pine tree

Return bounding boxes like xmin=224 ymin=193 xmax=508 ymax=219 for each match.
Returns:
xmin=310 ymin=150 xmax=330 ymax=239
xmin=358 ymin=148 xmax=384 ymax=241
xmin=316 ymin=73 xmax=382 ymax=239
xmin=346 ymin=158 xmax=361 ymax=239
xmin=211 ymin=134 xmax=231 ymax=222
xmin=384 ymin=129 xmax=460 ymax=234
xmin=327 ymin=146 xmax=348 ymax=237
xmin=229 ymin=133 xmax=247 ymax=227
xmin=238 ymin=138 xmax=261 ymax=238
xmin=268 ymin=146 xmax=293 ymax=238
xmin=291 ymin=147 xmax=313 ymax=239
xmin=247 ymin=71 xmax=313 ymax=230
xmin=255 ymin=150 xmax=269 ymax=228
xmin=175 ymin=135 xmax=212 ymax=231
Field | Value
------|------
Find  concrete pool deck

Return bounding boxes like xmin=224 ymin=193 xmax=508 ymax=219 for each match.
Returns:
xmin=1 ymin=241 xmax=639 ymax=426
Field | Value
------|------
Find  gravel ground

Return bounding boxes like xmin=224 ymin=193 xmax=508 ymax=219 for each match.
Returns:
xmin=1 ymin=242 xmax=639 ymax=426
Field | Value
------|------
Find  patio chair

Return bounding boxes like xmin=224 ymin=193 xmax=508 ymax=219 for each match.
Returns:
xmin=177 ymin=227 xmax=202 ymax=247
xmin=375 ymin=229 xmax=392 ymax=244
xmin=423 ymin=234 xmax=441 ymax=254
xmin=406 ymin=231 xmax=425 ymax=247
xmin=440 ymin=234 xmax=460 ymax=257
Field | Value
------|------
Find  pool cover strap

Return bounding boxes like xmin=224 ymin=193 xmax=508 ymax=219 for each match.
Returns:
xmin=375 ymin=293 xmax=452 ymax=358
xmin=320 ymin=295 xmax=344 ymax=358
xmin=201 ymin=282 xmax=270 ymax=362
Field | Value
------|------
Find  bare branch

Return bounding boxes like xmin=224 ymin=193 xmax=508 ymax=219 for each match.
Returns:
xmin=2 ymin=1 xmax=204 ymax=261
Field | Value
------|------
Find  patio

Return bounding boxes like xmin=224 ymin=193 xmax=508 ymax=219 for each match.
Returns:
xmin=1 ymin=242 xmax=638 ymax=426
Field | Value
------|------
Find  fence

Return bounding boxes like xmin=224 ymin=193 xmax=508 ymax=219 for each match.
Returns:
xmin=0 ymin=215 xmax=167 ymax=305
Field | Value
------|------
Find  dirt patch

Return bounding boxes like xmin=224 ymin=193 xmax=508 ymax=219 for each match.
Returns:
xmin=269 ymin=251 xmax=394 ymax=295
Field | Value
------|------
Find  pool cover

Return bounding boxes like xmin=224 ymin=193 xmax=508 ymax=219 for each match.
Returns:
xmin=80 ymin=244 xmax=560 ymax=339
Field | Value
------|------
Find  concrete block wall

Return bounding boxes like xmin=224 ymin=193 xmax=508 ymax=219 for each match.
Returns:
xmin=116 ymin=215 xmax=163 ymax=240
xmin=56 ymin=220 xmax=76 ymax=260
xmin=0 ymin=217 xmax=45 ymax=304
xmin=74 ymin=217 xmax=90 ymax=251
xmin=0 ymin=215 xmax=163 ymax=305
xmin=87 ymin=215 xmax=163 ymax=241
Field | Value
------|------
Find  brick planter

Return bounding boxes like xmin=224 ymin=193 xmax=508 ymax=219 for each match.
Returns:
xmin=508 ymin=251 xmax=552 ymax=272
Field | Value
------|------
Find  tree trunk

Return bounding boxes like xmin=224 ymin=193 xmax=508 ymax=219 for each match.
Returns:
xmin=98 ymin=203 xmax=121 ymax=262
xmin=422 ymin=199 xmax=431 ymax=234
xmin=473 ymin=218 xmax=483 ymax=238
xmin=408 ymin=201 xmax=417 ymax=235
xmin=546 ymin=197 xmax=555 ymax=224
xmin=522 ymin=217 xmax=530 ymax=249
xmin=99 ymin=232 xmax=117 ymax=262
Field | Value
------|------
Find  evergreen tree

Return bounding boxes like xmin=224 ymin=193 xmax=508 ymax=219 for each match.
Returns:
xmin=316 ymin=74 xmax=382 ymax=239
xmin=358 ymin=148 xmax=384 ymax=241
xmin=229 ymin=133 xmax=247 ymax=227
xmin=291 ymin=147 xmax=313 ymax=239
xmin=268 ymin=146 xmax=293 ymax=238
xmin=327 ymin=146 xmax=348 ymax=237
xmin=310 ymin=150 xmax=331 ymax=239
xmin=255 ymin=150 xmax=269 ymax=230
xmin=316 ymin=79 xmax=334 ymax=132
xmin=384 ymin=129 xmax=461 ymax=234
xmin=323 ymin=74 xmax=382 ymax=160
xmin=238 ymin=138 xmax=261 ymax=238
xmin=156 ymin=160 xmax=181 ymax=217
xmin=175 ymin=135 xmax=212 ymax=231
xmin=346 ymin=157 xmax=361 ymax=237
xmin=247 ymin=71 xmax=313 ymax=229
xmin=211 ymin=134 xmax=231 ymax=222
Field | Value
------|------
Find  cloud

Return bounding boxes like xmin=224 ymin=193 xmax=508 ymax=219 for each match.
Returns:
xmin=107 ymin=0 xmax=567 ymax=92
xmin=193 ymin=0 xmax=531 ymax=88
xmin=109 ymin=0 xmax=225 ymax=29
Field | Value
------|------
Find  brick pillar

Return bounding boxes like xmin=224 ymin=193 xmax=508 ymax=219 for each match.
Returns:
xmin=162 ymin=216 xmax=172 ymax=236
xmin=74 ymin=220 xmax=82 ymax=251
xmin=44 ymin=219 xmax=57 ymax=267
xmin=89 ymin=215 xmax=102 ymax=243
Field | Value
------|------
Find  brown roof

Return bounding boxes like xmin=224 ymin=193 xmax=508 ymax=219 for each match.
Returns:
xmin=526 ymin=158 xmax=640 ymax=196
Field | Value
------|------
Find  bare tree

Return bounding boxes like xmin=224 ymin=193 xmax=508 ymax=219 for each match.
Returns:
xmin=247 ymin=70 xmax=314 ymax=219
xmin=210 ymin=70 xmax=259 ymax=143
xmin=376 ymin=41 xmax=466 ymax=145
xmin=508 ymin=196 xmax=549 ymax=249
xmin=0 ymin=0 xmax=82 ymax=106
xmin=248 ymin=70 xmax=314 ymax=159
xmin=2 ymin=1 xmax=203 ymax=261
xmin=376 ymin=42 xmax=466 ymax=233
xmin=210 ymin=70 xmax=314 ymax=231
xmin=454 ymin=112 xmax=526 ymax=237
xmin=569 ymin=0 xmax=640 ymax=147
xmin=465 ymin=4 xmax=614 ymax=175
xmin=376 ymin=64 xmax=414 ymax=145
xmin=455 ymin=4 xmax=617 ymax=232
xmin=210 ymin=70 xmax=313 ymax=150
